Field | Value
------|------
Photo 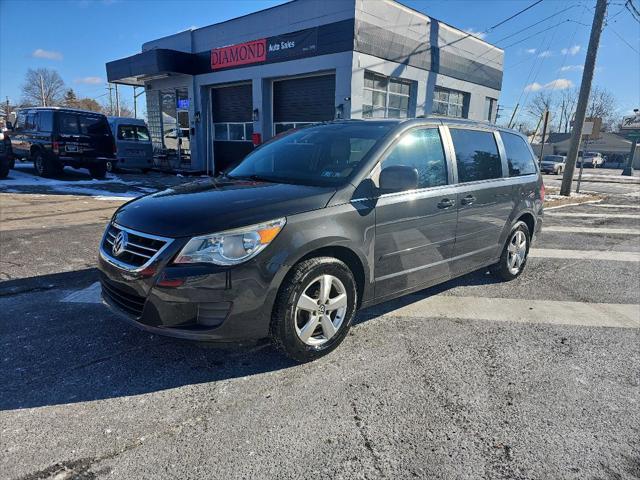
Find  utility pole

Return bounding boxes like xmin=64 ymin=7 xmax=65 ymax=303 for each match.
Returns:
xmin=539 ymin=110 xmax=550 ymax=160
xmin=39 ymin=74 xmax=46 ymax=107
xmin=107 ymin=83 xmax=114 ymax=116
xmin=507 ymin=103 xmax=519 ymax=129
xmin=560 ymin=0 xmax=607 ymax=196
xmin=4 ymin=97 xmax=9 ymax=123
xmin=115 ymin=83 xmax=121 ymax=116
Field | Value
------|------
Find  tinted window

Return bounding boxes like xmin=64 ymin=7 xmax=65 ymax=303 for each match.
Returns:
xmin=25 ymin=113 xmax=36 ymax=130
xmin=78 ymin=115 xmax=110 ymax=135
xmin=502 ymin=132 xmax=537 ymax=176
xmin=381 ymin=128 xmax=448 ymax=189
xmin=58 ymin=113 xmax=80 ymax=134
xmin=450 ymin=128 xmax=502 ymax=182
xmin=16 ymin=112 xmax=26 ymax=129
xmin=136 ymin=126 xmax=150 ymax=141
xmin=229 ymin=123 xmax=394 ymax=187
xmin=38 ymin=111 xmax=53 ymax=132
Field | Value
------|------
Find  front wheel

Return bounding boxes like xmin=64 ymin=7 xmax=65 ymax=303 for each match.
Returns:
xmin=271 ymin=257 xmax=358 ymax=362
xmin=490 ymin=221 xmax=531 ymax=281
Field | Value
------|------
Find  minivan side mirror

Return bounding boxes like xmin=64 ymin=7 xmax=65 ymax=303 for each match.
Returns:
xmin=379 ymin=165 xmax=419 ymax=192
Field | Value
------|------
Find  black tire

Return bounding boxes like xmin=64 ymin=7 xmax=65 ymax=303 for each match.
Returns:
xmin=89 ymin=163 xmax=108 ymax=179
xmin=106 ymin=160 xmax=117 ymax=173
xmin=271 ymin=256 xmax=358 ymax=363
xmin=33 ymin=151 xmax=58 ymax=178
xmin=141 ymin=168 xmax=151 ymax=174
xmin=8 ymin=157 xmax=15 ymax=170
xmin=0 ymin=161 xmax=9 ymax=179
xmin=490 ymin=221 xmax=531 ymax=281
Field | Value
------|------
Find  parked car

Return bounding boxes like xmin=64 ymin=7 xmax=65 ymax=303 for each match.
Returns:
xmin=99 ymin=118 xmax=544 ymax=362
xmin=578 ymin=151 xmax=604 ymax=168
xmin=7 ymin=107 xmax=115 ymax=179
xmin=107 ymin=117 xmax=154 ymax=173
xmin=0 ymin=132 xmax=14 ymax=179
xmin=540 ymin=155 xmax=566 ymax=174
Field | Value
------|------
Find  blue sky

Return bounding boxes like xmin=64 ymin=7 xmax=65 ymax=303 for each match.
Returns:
xmin=1 ymin=0 xmax=638 ymax=126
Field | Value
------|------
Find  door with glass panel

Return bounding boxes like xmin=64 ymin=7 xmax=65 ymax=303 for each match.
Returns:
xmin=374 ymin=127 xmax=457 ymax=298
xmin=448 ymin=127 xmax=512 ymax=273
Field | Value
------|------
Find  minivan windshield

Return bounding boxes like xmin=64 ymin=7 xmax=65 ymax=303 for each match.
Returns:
xmin=227 ymin=122 xmax=394 ymax=186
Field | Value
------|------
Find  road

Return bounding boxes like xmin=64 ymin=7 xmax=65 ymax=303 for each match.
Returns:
xmin=1 ymin=168 xmax=639 ymax=479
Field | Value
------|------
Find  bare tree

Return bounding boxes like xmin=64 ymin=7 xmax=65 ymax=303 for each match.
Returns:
xmin=556 ymin=87 xmax=579 ymax=133
xmin=587 ymin=86 xmax=617 ymax=131
xmin=526 ymin=91 xmax=555 ymax=128
xmin=21 ymin=68 xmax=66 ymax=107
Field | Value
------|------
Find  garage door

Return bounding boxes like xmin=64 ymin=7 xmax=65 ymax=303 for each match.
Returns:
xmin=273 ymin=74 xmax=336 ymax=135
xmin=212 ymin=83 xmax=254 ymax=173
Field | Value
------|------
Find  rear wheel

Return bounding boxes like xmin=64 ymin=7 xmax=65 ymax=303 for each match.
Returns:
xmin=490 ymin=221 xmax=531 ymax=281
xmin=33 ymin=151 xmax=60 ymax=177
xmin=89 ymin=163 xmax=107 ymax=179
xmin=271 ymin=257 xmax=358 ymax=362
xmin=105 ymin=160 xmax=117 ymax=173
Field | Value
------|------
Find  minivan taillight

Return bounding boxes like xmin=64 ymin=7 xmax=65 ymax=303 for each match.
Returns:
xmin=540 ymin=183 xmax=545 ymax=203
xmin=52 ymin=141 xmax=60 ymax=155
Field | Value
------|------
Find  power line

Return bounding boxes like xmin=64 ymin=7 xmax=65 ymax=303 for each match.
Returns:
xmin=608 ymin=24 xmax=640 ymax=53
xmin=439 ymin=0 xmax=544 ymax=50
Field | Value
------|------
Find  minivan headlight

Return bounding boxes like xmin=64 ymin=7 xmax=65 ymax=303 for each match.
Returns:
xmin=174 ymin=218 xmax=286 ymax=266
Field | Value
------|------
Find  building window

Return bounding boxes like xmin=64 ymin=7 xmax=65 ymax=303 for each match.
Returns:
xmin=485 ymin=97 xmax=497 ymax=122
xmin=213 ymin=122 xmax=254 ymax=142
xmin=273 ymin=122 xmax=313 ymax=136
xmin=432 ymin=87 xmax=468 ymax=118
xmin=363 ymin=71 xmax=411 ymax=119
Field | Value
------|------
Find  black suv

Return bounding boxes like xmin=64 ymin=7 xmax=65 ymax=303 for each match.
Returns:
xmin=8 ymin=107 xmax=115 ymax=179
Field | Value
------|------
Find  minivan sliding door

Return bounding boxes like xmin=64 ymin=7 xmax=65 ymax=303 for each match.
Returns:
xmin=374 ymin=126 xmax=457 ymax=300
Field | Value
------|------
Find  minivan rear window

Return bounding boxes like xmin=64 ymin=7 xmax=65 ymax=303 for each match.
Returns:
xmin=450 ymin=128 xmax=502 ymax=183
xmin=118 ymin=125 xmax=150 ymax=141
xmin=501 ymin=132 xmax=537 ymax=177
xmin=58 ymin=113 xmax=80 ymax=134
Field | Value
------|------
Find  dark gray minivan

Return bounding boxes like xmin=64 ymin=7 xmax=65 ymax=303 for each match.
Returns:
xmin=99 ymin=118 xmax=544 ymax=362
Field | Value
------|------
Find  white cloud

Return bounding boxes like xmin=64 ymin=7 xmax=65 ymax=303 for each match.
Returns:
xmin=525 ymin=78 xmax=574 ymax=92
xmin=545 ymin=78 xmax=574 ymax=90
xmin=524 ymin=82 xmax=543 ymax=92
xmin=463 ymin=28 xmax=487 ymax=40
xmin=75 ymin=76 xmax=103 ymax=85
xmin=31 ymin=49 xmax=63 ymax=61
xmin=561 ymin=45 xmax=581 ymax=56
xmin=559 ymin=64 xmax=583 ymax=72
xmin=538 ymin=50 xmax=552 ymax=58
xmin=525 ymin=48 xmax=537 ymax=54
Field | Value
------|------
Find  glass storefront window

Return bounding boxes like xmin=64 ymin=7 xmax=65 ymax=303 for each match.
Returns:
xmin=432 ymin=87 xmax=469 ymax=118
xmin=362 ymin=71 xmax=412 ymax=119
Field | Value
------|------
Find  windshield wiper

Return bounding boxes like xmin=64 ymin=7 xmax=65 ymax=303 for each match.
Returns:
xmin=227 ymin=173 xmax=276 ymax=183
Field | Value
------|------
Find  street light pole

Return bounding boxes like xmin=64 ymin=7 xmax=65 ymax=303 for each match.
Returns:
xmin=560 ymin=0 xmax=607 ymax=196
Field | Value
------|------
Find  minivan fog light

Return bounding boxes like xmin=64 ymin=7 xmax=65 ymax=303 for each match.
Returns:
xmin=174 ymin=218 xmax=286 ymax=266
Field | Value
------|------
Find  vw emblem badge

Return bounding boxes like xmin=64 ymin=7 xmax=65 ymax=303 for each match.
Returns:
xmin=112 ymin=230 xmax=128 ymax=257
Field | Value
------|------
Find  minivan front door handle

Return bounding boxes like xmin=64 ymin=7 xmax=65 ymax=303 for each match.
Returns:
xmin=437 ymin=198 xmax=455 ymax=209
xmin=461 ymin=195 xmax=476 ymax=206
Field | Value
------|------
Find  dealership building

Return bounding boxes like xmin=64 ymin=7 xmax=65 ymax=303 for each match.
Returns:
xmin=106 ymin=0 xmax=504 ymax=173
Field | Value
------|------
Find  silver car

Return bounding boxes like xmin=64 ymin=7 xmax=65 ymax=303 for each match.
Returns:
xmin=107 ymin=117 xmax=154 ymax=173
xmin=540 ymin=155 xmax=566 ymax=175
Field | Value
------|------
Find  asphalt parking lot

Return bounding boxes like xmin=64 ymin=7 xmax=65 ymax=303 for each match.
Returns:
xmin=1 ymin=166 xmax=639 ymax=479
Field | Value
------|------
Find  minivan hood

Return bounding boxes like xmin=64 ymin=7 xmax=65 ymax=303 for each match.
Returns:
xmin=113 ymin=178 xmax=336 ymax=238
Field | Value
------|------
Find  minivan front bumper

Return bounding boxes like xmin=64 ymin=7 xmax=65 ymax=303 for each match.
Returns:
xmin=98 ymin=245 xmax=284 ymax=342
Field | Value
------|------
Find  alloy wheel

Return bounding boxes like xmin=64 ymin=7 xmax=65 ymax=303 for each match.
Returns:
xmin=507 ymin=230 xmax=527 ymax=275
xmin=294 ymin=274 xmax=348 ymax=346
